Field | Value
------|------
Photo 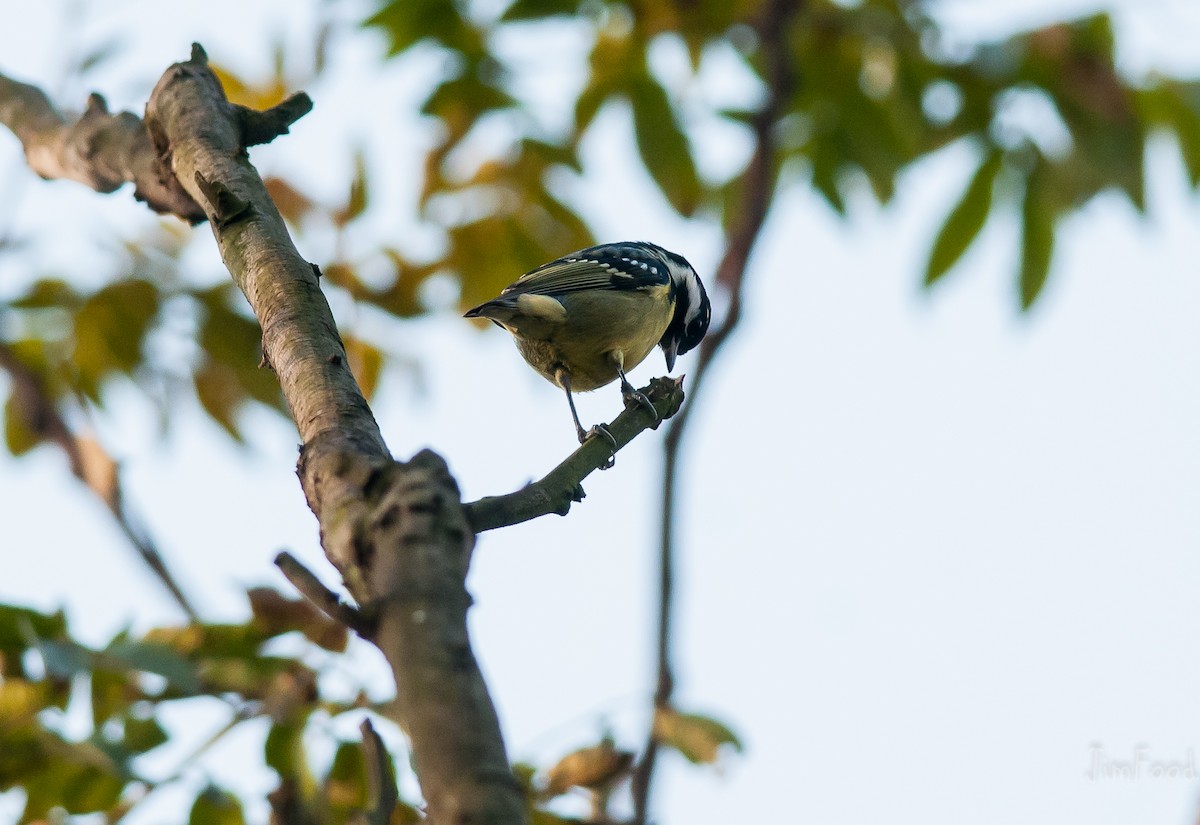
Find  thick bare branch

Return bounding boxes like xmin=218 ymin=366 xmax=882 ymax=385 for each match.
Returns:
xmin=0 ymin=73 xmax=205 ymax=221
xmin=463 ymin=376 xmax=685 ymax=533
xmin=137 ymin=44 xmax=524 ymax=823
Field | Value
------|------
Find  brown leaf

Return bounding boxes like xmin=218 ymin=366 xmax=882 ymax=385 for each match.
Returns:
xmin=543 ymin=739 xmax=634 ymax=797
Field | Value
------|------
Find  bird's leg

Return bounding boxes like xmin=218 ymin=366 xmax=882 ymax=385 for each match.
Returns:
xmin=557 ymin=368 xmax=617 ymax=465
xmin=610 ymin=351 xmax=658 ymax=422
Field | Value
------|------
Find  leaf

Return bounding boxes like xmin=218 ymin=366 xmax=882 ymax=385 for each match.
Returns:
xmin=344 ymin=336 xmax=385 ymax=403
xmin=543 ymin=740 xmax=633 ymax=796
xmin=501 ymin=0 xmax=579 ymax=21
xmin=0 ymin=679 xmax=49 ymax=726
xmin=9 ymin=278 xmax=80 ymax=309
xmin=91 ymin=668 xmax=139 ymax=725
xmin=194 ymin=359 xmax=245 ymax=442
xmin=365 ymin=0 xmax=484 ymax=57
xmin=264 ymin=176 xmax=315 ymax=225
xmin=652 ymin=707 xmax=742 ymax=765
xmin=122 ymin=713 xmax=168 ymax=754
xmin=924 ymin=149 xmax=1003 ymax=286
xmin=247 ymin=587 xmax=348 ymax=653
xmin=102 ymin=640 xmax=202 ymax=694
xmin=325 ymin=740 xmax=368 ymax=810
xmin=72 ymin=279 xmax=159 ymax=400
xmin=3 ymin=393 xmax=41 ymax=456
xmin=1019 ymin=165 xmax=1057 ymax=310
xmin=629 ymin=74 xmax=702 ymax=216
xmin=188 ymin=787 xmax=247 ymax=825
xmin=334 ymin=150 xmax=370 ymax=227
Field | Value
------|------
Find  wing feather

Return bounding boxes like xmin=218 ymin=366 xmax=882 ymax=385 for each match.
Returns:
xmin=500 ymin=245 xmax=671 ymax=297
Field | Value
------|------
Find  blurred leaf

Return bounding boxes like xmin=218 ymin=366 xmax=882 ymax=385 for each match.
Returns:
xmin=91 ymin=668 xmax=139 ymax=725
xmin=3 ymin=393 xmax=40 ymax=456
xmin=265 ymin=717 xmax=311 ymax=787
xmin=334 ymin=150 xmax=370 ymax=227
xmin=194 ymin=359 xmax=246 ymax=442
xmin=924 ymin=149 xmax=1003 ymax=286
xmin=189 ymin=787 xmax=247 ymax=825
xmin=344 ymin=336 xmax=385 ymax=403
xmin=652 ymin=707 xmax=742 ymax=765
xmin=248 ymin=587 xmax=348 ymax=653
xmin=0 ymin=679 xmax=47 ymax=727
xmin=325 ymin=740 xmax=368 ymax=810
xmin=197 ymin=286 xmax=282 ymax=411
xmin=264 ymin=176 xmax=316 ymax=225
xmin=0 ymin=604 xmax=66 ymax=670
xmin=122 ymin=713 xmax=168 ymax=754
xmin=72 ymin=279 xmax=159 ymax=400
xmin=543 ymin=739 xmax=633 ymax=797
xmin=60 ymin=763 xmax=125 ymax=815
xmin=1020 ymin=164 xmax=1057 ymax=309
xmin=501 ymin=0 xmax=579 ymax=21
xmin=102 ymin=640 xmax=202 ymax=694
xmin=210 ymin=62 xmax=288 ymax=110
xmin=9 ymin=278 xmax=80 ymax=310
xmin=629 ymin=74 xmax=702 ymax=216
xmin=366 ymin=0 xmax=484 ymax=57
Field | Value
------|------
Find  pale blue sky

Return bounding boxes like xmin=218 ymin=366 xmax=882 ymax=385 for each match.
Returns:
xmin=2 ymin=2 xmax=1200 ymax=823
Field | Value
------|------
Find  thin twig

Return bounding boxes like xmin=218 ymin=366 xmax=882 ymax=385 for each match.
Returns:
xmin=463 ymin=376 xmax=686 ymax=532
xmin=275 ymin=550 xmax=372 ymax=636
xmin=631 ymin=1 xmax=800 ymax=820
xmin=0 ymin=341 xmax=200 ymax=621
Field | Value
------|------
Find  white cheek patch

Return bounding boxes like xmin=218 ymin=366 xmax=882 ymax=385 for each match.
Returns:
xmin=516 ymin=293 xmax=567 ymax=323
xmin=667 ymin=260 xmax=702 ymax=323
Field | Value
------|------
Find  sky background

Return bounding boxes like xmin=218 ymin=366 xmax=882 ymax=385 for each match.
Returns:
xmin=3 ymin=1 xmax=1200 ymax=823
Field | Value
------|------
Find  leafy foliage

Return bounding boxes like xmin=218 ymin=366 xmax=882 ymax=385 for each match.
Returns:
xmin=4 ymin=0 xmax=1200 ymax=819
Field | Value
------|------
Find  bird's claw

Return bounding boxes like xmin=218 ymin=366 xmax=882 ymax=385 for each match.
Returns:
xmin=624 ymin=381 xmax=662 ymax=419
xmin=578 ymin=424 xmax=618 ymax=469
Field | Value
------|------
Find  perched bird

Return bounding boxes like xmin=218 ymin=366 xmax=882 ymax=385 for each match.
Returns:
xmin=465 ymin=241 xmax=711 ymax=447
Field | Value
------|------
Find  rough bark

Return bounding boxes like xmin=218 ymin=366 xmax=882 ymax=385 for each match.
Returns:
xmin=136 ymin=45 xmax=525 ymax=824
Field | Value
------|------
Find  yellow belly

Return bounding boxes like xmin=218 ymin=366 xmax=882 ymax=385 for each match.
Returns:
xmin=507 ymin=286 xmax=673 ymax=391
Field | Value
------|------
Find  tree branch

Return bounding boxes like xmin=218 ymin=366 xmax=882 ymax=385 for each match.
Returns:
xmin=138 ymin=44 xmax=523 ymax=823
xmin=463 ymin=376 xmax=686 ymax=533
xmin=0 ymin=74 xmax=205 ymax=221
xmin=631 ymin=1 xmax=800 ymax=820
xmin=0 ymin=44 xmax=525 ymax=823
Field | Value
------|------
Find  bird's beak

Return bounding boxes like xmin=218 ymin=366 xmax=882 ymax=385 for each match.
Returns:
xmin=662 ymin=339 xmax=678 ymax=372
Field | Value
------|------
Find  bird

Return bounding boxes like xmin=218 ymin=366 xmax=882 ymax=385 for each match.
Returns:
xmin=465 ymin=241 xmax=711 ymax=451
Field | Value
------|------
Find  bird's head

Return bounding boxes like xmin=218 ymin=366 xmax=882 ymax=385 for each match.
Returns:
xmin=659 ymin=250 xmax=711 ymax=372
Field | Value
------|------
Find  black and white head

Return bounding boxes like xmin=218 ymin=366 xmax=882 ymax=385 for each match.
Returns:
xmin=658 ymin=247 xmax=711 ymax=371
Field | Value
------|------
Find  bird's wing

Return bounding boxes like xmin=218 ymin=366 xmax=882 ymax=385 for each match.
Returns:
xmin=501 ymin=250 xmax=669 ymax=297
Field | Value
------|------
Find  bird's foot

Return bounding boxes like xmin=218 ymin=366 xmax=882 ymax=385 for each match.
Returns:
xmin=578 ymin=424 xmax=617 ymax=469
xmin=621 ymin=383 xmax=658 ymax=421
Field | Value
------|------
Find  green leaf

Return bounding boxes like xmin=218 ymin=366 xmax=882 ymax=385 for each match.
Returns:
xmin=3 ymin=393 xmax=41 ymax=456
xmin=501 ymin=0 xmax=579 ymax=21
xmin=188 ymin=787 xmax=247 ymax=825
xmin=122 ymin=713 xmax=168 ymax=754
xmin=364 ymin=0 xmax=483 ymax=57
xmin=61 ymin=764 xmax=125 ymax=813
xmin=102 ymin=640 xmax=202 ymax=694
xmin=924 ymin=149 xmax=1003 ymax=286
xmin=9 ymin=278 xmax=80 ymax=310
xmin=629 ymin=75 xmax=702 ymax=216
xmin=652 ymin=707 xmax=743 ymax=765
xmin=1019 ymin=167 xmax=1057 ymax=310
xmin=325 ymin=740 xmax=369 ymax=811
xmin=71 ymin=279 xmax=159 ymax=399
